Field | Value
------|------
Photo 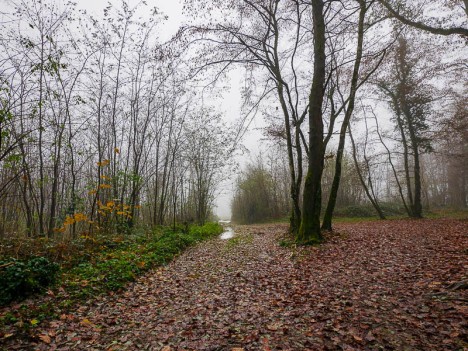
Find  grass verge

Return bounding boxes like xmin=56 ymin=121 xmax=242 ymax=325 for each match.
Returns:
xmin=0 ymin=222 xmax=223 ymax=339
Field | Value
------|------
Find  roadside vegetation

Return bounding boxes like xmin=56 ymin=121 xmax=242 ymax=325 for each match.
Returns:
xmin=0 ymin=223 xmax=223 ymax=338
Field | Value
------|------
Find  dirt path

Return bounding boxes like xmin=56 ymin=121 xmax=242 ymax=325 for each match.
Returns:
xmin=6 ymin=219 xmax=468 ymax=350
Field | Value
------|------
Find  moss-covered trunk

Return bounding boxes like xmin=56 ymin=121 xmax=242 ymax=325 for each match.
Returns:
xmin=297 ymin=0 xmax=326 ymax=244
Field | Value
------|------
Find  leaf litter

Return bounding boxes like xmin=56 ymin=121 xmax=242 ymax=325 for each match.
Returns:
xmin=1 ymin=218 xmax=466 ymax=350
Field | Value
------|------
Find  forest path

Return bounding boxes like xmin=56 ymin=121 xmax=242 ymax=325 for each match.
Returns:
xmin=15 ymin=219 xmax=468 ymax=350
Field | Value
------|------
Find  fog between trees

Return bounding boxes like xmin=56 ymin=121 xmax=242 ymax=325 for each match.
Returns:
xmin=0 ymin=0 xmax=466 ymax=242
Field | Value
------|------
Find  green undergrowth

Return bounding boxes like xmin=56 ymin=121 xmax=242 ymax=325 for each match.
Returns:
xmin=333 ymin=203 xmax=407 ymax=218
xmin=423 ymin=209 xmax=468 ymax=220
xmin=63 ymin=222 xmax=223 ymax=299
xmin=0 ymin=257 xmax=60 ymax=306
xmin=278 ymin=237 xmax=296 ymax=248
xmin=231 ymin=216 xmax=290 ymax=226
xmin=0 ymin=222 xmax=223 ymax=332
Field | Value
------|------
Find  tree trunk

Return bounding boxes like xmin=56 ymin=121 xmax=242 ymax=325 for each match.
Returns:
xmin=348 ymin=124 xmax=386 ymax=219
xmin=38 ymin=36 xmax=46 ymax=237
xmin=372 ymin=109 xmax=411 ymax=215
xmin=298 ymin=0 xmax=326 ymax=244
xmin=277 ymin=83 xmax=301 ymax=234
xmin=322 ymin=0 xmax=366 ymax=231
xmin=406 ymin=114 xmax=423 ymax=218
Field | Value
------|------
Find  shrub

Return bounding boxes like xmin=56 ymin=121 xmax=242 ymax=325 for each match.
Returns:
xmin=0 ymin=257 xmax=60 ymax=306
xmin=333 ymin=203 xmax=407 ymax=218
xmin=334 ymin=205 xmax=375 ymax=218
xmin=0 ymin=223 xmax=224 ymax=304
xmin=189 ymin=222 xmax=224 ymax=239
xmin=379 ymin=202 xmax=407 ymax=216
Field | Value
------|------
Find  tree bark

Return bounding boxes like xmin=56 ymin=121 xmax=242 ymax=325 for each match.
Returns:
xmin=298 ymin=0 xmax=326 ymax=244
xmin=322 ymin=0 xmax=367 ymax=231
xmin=403 ymin=107 xmax=423 ymax=218
xmin=277 ymin=83 xmax=301 ymax=234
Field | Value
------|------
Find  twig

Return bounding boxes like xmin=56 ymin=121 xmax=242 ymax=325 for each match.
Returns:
xmin=0 ymin=262 xmax=15 ymax=269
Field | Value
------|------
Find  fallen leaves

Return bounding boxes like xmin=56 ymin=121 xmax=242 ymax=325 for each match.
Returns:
xmin=266 ymin=322 xmax=281 ymax=331
xmin=79 ymin=318 xmax=94 ymax=327
xmin=1 ymin=218 xmax=467 ymax=350
xmin=38 ymin=334 xmax=51 ymax=344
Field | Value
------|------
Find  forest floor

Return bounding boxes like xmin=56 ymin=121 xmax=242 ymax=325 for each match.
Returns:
xmin=1 ymin=218 xmax=467 ymax=351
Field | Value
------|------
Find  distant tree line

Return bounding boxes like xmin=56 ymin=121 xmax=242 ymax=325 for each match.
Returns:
xmin=231 ymin=152 xmax=290 ymax=224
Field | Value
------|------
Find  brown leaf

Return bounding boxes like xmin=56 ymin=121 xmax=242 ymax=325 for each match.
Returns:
xmin=266 ymin=322 xmax=281 ymax=331
xmin=365 ymin=331 xmax=375 ymax=342
xmin=352 ymin=334 xmax=363 ymax=342
xmin=39 ymin=334 xmax=51 ymax=344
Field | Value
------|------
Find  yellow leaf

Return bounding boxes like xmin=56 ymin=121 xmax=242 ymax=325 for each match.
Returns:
xmin=63 ymin=216 xmax=75 ymax=226
xmin=3 ymin=333 xmax=14 ymax=339
xmin=30 ymin=319 xmax=39 ymax=326
xmin=80 ymin=318 xmax=94 ymax=327
xmin=99 ymin=184 xmax=112 ymax=189
xmin=97 ymin=159 xmax=110 ymax=167
xmin=114 ymin=147 xmax=120 ymax=154
xmin=106 ymin=201 xmax=115 ymax=207
xmin=88 ymin=190 xmax=97 ymax=195
xmin=74 ymin=213 xmax=88 ymax=222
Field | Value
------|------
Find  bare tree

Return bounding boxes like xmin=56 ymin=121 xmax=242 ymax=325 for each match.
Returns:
xmin=181 ymin=0 xmax=311 ymax=234
xmin=378 ymin=37 xmax=435 ymax=218
xmin=378 ymin=0 xmax=468 ymax=37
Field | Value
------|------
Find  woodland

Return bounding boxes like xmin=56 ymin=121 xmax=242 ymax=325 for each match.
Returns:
xmin=0 ymin=0 xmax=467 ymax=350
